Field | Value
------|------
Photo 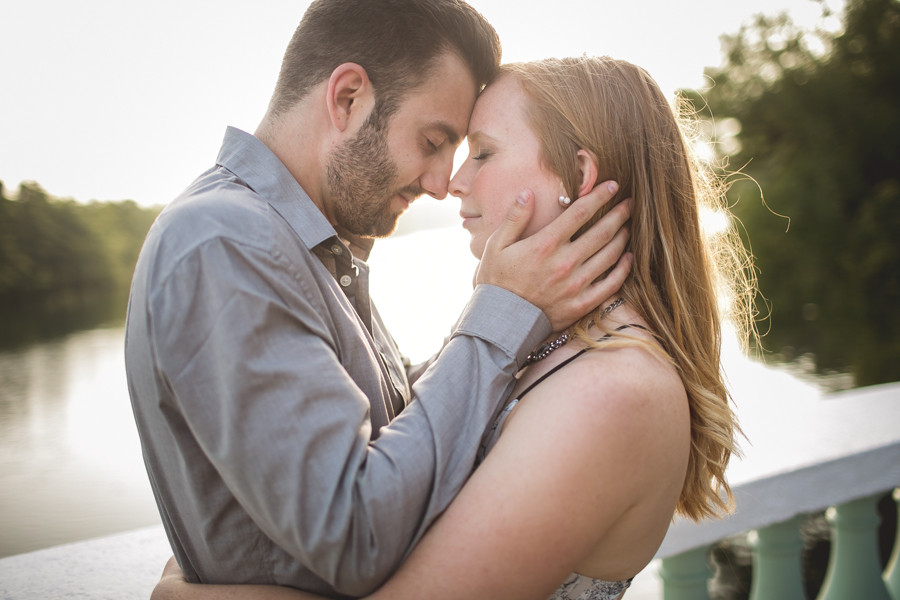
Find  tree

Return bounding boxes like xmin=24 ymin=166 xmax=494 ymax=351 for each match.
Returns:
xmin=0 ymin=181 xmax=162 ymax=301
xmin=0 ymin=182 xmax=111 ymax=297
xmin=686 ymin=0 xmax=900 ymax=386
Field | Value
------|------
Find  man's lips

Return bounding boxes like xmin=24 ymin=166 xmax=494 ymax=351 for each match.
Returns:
xmin=395 ymin=186 xmax=424 ymax=211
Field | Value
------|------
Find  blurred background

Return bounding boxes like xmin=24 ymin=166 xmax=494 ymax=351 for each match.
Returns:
xmin=1 ymin=0 xmax=897 ymax=597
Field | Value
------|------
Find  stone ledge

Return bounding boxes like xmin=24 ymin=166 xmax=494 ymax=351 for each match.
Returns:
xmin=0 ymin=525 xmax=171 ymax=600
xmin=0 ymin=526 xmax=662 ymax=599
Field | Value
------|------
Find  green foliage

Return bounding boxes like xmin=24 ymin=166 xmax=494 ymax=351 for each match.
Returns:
xmin=78 ymin=198 xmax=161 ymax=292
xmin=685 ymin=0 xmax=900 ymax=386
xmin=0 ymin=181 xmax=162 ymax=302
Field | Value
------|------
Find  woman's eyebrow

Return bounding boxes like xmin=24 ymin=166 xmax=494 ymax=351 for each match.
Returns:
xmin=466 ymin=130 xmax=496 ymax=145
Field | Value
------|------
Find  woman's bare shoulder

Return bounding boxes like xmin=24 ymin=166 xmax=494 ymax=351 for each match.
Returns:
xmin=582 ymin=341 xmax=686 ymax=408
xmin=503 ymin=340 xmax=690 ymax=481
xmin=520 ymin=337 xmax=685 ymax=416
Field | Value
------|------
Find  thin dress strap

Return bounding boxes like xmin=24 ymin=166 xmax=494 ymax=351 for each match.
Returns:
xmin=517 ymin=324 xmax=647 ymax=400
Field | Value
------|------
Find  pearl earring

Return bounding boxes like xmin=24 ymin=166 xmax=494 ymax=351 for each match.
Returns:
xmin=558 ymin=195 xmax=572 ymax=208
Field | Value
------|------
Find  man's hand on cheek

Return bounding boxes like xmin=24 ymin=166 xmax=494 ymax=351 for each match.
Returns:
xmin=475 ymin=182 xmax=633 ymax=332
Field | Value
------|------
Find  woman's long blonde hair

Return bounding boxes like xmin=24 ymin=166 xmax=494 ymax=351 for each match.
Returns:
xmin=502 ymin=57 xmax=755 ymax=521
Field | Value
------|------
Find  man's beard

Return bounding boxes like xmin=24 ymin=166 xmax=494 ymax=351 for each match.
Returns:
xmin=326 ymin=108 xmax=418 ymax=238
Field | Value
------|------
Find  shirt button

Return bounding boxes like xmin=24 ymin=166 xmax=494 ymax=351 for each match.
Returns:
xmin=340 ymin=275 xmax=352 ymax=287
xmin=331 ymin=244 xmax=343 ymax=255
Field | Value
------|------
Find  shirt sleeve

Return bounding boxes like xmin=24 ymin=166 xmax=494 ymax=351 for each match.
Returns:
xmin=149 ymin=237 xmax=550 ymax=596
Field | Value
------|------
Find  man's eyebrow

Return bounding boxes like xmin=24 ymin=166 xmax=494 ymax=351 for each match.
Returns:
xmin=429 ymin=121 xmax=462 ymax=146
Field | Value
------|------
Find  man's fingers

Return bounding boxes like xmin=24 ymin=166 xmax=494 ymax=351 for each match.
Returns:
xmin=584 ymin=252 xmax=634 ymax=311
xmin=579 ymin=225 xmax=630 ymax=282
xmin=539 ymin=180 xmax=620 ymax=242
xmin=571 ymin=196 xmax=632 ymax=259
xmin=476 ymin=182 xmax=631 ymax=330
xmin=484 ymin=189 xmax=535 ymax=251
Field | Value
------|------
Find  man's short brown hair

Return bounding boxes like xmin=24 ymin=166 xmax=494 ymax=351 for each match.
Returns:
xmin=268 ymin=0 xmax=501 ymax=118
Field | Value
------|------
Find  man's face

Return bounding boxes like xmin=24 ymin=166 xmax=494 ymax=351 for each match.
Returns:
xmin=325 ymin=53 xmax=477 ymax=237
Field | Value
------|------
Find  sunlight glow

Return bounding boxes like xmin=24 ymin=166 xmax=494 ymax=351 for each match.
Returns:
xmin=693 ymin=140 xmax=717 ymax=164
xmin=802 ymin=33 xmax=831 ymax=57
xmin=701 ymin=207 xmax=731 ymax=237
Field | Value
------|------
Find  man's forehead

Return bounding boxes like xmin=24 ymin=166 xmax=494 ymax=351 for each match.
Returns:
xmin=400 ymin=53 xmax=477 ymax=140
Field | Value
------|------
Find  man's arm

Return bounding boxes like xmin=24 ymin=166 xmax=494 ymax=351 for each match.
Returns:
xmin=149 ymin=235 xmax=547 ymax=595
xmin=147 ymin=182 xmax=629 ymax=596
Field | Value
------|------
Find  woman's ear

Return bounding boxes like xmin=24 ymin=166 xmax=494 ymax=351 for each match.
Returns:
xmin=326 ymin=63 xmax=372 ymax=133
xmin=575 ymin=149 xmax=599 ymax=198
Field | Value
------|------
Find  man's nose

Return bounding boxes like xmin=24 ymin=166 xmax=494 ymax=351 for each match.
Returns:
xmin=421 ymin=154 xmax=456 ymax=200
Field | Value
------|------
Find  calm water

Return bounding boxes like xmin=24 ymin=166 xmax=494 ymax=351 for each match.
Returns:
xmin=0 ymin=325 xmax=161 ymax=558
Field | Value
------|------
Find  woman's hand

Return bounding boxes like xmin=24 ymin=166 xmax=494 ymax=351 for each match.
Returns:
xmin=151 ymin=556 xmax=328 ymax=600
xmin=152 ymin=557 xmax=187 ymax=600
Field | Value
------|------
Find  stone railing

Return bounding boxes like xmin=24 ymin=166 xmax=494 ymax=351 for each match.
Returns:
xmin=2 ymin=380 xmax=898 ymax=600
xmin=0 ymin=525 xmax=171 ymax=600
xmin=654 ymin=381 xmax=900 ymax=600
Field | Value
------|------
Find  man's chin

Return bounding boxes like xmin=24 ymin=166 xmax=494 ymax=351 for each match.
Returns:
xmin=372 ymin=214 xmax=404 ymax=238
xmin=343 ymin=213 xmax=404 ymax=239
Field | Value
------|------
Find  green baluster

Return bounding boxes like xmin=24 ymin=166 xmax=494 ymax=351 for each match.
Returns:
xmin=749 ymin=515 xmax=807 ymax=600
xmin=885 ymin=488 xmax=900 ymax=600
xmin=817 ymin=493 xmax=893 ymax=600
xmin=660 ymin=546 xmax=712 ymax=600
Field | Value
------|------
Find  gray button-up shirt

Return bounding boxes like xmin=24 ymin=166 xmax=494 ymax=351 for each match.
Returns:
xmin=125 ymin=127 xmax=550 ymax=598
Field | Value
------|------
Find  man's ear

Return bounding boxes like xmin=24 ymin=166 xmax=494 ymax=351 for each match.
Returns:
xmin=576 ymin=149 xmax=599 ymax=198
xmin=326 ymin=63 xmax=373 ymax=133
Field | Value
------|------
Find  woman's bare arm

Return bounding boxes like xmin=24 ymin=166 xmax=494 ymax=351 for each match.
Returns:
xmin=365 ymin=345 xmax=688 ymax=600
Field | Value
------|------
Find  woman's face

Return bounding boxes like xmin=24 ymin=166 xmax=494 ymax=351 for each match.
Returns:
xmin=450 ymin=75 xmax=566 ymax=259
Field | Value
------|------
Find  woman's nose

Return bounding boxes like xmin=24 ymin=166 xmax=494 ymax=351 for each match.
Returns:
xmin=449 ymin=171 xmax=469 ymax=198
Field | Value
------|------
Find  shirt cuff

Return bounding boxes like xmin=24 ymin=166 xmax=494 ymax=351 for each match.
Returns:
xmin=452 ymin=284 xmax=552 ymax=369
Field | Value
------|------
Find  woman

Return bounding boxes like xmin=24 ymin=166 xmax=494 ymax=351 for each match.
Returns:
xmin=154 ymin=56 xmax=752 ymax=600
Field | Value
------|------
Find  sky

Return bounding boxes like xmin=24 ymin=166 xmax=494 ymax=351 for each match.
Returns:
xmin=1 ymin=0 xmax=844 ymax=209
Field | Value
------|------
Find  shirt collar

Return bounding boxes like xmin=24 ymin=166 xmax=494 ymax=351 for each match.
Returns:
xmin=215 ymin=126 xmax=336 ymax=251
xmin=334 ymin=225 xmax=375 ymax=262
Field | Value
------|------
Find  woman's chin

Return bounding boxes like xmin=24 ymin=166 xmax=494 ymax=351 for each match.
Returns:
xmin=469 ymin=238 xmax=486 ymax=260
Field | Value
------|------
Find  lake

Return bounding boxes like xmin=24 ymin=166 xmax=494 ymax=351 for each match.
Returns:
xmin=0 ymin=326 xmax=161 ymax=557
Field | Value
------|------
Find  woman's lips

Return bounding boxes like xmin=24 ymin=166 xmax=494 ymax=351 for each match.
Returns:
xmin=459 ymin=212 xmax=481 ymax=229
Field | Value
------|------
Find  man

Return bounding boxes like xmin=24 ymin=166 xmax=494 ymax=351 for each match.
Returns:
xmin=126 ymin=1 xmax=631 ymax=598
